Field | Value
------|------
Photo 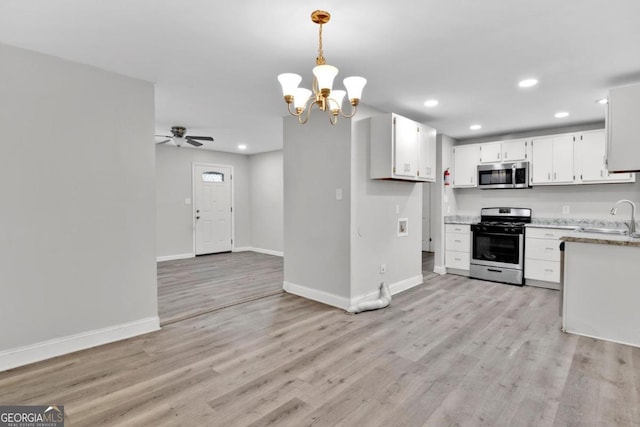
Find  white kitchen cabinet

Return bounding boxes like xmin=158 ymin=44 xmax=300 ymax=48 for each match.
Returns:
xmin=452 ymin=144 xmax=480 ymax=187
xmin=418 ymin=123 xmax=437 ymax=182
xmin=524 ymin=227 xmax=566 ymax=290
xmin=445 ymin=224 xmax=471 ymax=272
xmin=606 ymin=83 xmax=640 ymax=172
xmin=370 ymin=113 xmax=436 ymax=182
xmin=478 ymin=140 xmax=528 ymax=163
xmin=501 ymin=140 xmax=528 ymax=161
xmin=530 ymin=135 xmax=574 ymax=185
xmin=575 ymin=130 xmax=635 ymax=184
xmin=479 ymin=142 xmax=502 ymax=163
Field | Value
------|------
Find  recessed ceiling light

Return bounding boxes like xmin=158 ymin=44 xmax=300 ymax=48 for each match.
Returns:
xmin=596 ymin=98 xmax=608 ymax=104
xmin=238 ymin=144 xmax=247 ymax=150
xmin=470 ymin=124 xmax=482 ymax=130
xmin=518 ymin=78 xmax=538 ymax=88
xmin=424 ymin=99 xmax=439 ymax=107
xmin=554 ymin=112 xmax=569 ymax=118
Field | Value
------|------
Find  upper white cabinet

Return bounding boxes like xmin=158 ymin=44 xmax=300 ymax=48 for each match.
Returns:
xmin=575 ymin=130 xmax=635 ymax=184
xmin=418 ymin=123 xmax=437 ymax=181
xmin=502 ymin=140 xmax=528 ymax=161
xmin=478 ymin=142 xmax=502 ymax=163
xmin=530 ymin=135 xmax=574 ymax=185
xmin=479 ymin=140 xmax=528 ymax=163
xmin=452 ymin=144 xmax=480 ymax=187
xmin=607 ymin=83 xmax=640 ymax=172
xmin=370 ymin=113 xmax=436 ymax=182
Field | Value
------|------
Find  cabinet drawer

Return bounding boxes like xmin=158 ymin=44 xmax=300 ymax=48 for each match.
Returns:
xmin=446 ymin=233 xmax=471 ymax=252
xmin=526 ymin=227 xmax=570 ymax=240
xmin=525 ymin=259 xmax=560 ymax=283
xmin=525 ymin=238 xmax=561 ymax=261
xmin=445 ymin=224 xmax=470 ymax=234
xmin=446 ymin=251 xmax=470 ymax=270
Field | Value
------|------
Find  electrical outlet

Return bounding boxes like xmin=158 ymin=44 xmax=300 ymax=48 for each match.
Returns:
xmin=380 ymin=264 xmax=386 ymax=274
xmin=562 ymin=205 xmax=570 ymax=215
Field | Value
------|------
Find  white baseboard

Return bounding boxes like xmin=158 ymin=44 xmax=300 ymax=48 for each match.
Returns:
xmin=251 ymin=248 xmax=284 ymax=257
xmin=434 ymin=265 xmax=447 ymax=275
xmin=283 ymin=281 xmax=351 ymax=310
xmin=157 ymin=253 xmax=194 ymax=262
xmin=388 ymin=274 xmax=424 ymax=295
xmin=0 ymin=316 xmax=160 ymax=372
xmin=233 ymin=247 xmax=283 ymax=257
xmin=350 ymin=275 xmax=424 ymax=307
xmin=232 ymin=247 xmax=253 ymax=253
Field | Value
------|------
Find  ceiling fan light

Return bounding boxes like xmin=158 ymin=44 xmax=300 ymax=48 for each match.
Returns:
xmin=173 ymin=137 xmax=183 ymax=147
xmin=343 ymin=76 xmax=366 ymax=102
xmin=328 ymin=90 xmax=346 ymax=112
xmin=277 ymin=73 xmax=302 ymax=97
xmin=313 ymin=65 xmax=339 ymax=93
xmin=293 ymin=88 xmax=312 ymax=110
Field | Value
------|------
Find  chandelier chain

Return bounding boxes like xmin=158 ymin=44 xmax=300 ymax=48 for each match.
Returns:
xmin=316 ymin=23 xmax=325 ymax=65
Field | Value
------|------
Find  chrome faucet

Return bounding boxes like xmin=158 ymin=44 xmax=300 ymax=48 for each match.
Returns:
xmin=610 ymin=199 xmax=637 ymax=235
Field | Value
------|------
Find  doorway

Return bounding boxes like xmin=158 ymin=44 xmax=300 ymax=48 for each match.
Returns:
xmin=193 ymin=163 xmax=233 ymax=255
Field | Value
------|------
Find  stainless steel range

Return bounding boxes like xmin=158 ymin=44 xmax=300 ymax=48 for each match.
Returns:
xmin=470 ymin=207 xmax=532 ymax=286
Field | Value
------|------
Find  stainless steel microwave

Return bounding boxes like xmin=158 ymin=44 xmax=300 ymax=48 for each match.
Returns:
xmin=477 ymin=162 xmax=530 ymax=189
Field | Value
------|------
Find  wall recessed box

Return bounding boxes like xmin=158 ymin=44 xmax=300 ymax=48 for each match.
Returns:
xmin=607 ymin=83 xmax=640 ymax=172
xmin=370 ymin=113 xmax=437 ymax=182
xmin=398 ymin=218 xmax=408 ymax=237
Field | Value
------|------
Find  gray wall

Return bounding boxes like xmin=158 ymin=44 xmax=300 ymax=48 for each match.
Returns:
xmin=249 ymin=151 xmax=284 ymax=253
xmin=350 ymin=110 xmax=422 ymax=299
xmin=0 ymin=43 xmax=157 ymax=350
xmin=155 ymin=145 xmax=251 ymax=257
xmin=283 ymin=113 xmax=352 ymax=299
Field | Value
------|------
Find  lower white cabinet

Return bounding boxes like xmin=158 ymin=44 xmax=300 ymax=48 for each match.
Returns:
xmin=524 ymin=227 xmax=566 ymax=289
xmin=445 ymin=224 xmax=471 ymax=271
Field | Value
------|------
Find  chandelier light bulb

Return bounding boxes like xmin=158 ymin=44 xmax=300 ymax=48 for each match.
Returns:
xmin=293 ymin=88 xmax=312 ymax=110
xmin=277 ymin=73 xmax=302 ymax=97
xmin=329 ymin=90 xmax=346 ymax=112
xmin=313 ymin=65 xmax=339 ymax=94
xmin=343 ymin=76 xmax=367 ymax=103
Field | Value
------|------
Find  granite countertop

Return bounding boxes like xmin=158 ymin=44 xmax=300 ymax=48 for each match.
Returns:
xmin=445 ymin=215 xmax=638 ymax=233
xmin=561 ymin=232 xmax=640 ymax=247
xmin=444 ymin=215 xmax=479 ymax=225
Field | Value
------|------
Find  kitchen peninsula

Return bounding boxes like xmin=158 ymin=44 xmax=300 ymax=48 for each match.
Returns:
xmin=561 ymin=232 xmax=640 ymax=348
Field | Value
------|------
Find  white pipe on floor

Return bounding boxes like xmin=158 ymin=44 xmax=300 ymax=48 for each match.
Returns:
xmin=347 ymin=282 xmax=391 ymax=314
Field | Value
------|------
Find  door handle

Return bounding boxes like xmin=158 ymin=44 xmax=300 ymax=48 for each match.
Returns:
xmin=196 ymin=216 xmax=200 ymax=220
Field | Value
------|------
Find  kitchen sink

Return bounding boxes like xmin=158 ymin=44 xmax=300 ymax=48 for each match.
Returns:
xmin=576 ymin=227 xmax=628 ymax=235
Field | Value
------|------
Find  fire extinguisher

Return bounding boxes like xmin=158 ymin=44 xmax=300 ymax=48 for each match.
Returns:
xmin=444 ymin=168 xmax=451 ymax=186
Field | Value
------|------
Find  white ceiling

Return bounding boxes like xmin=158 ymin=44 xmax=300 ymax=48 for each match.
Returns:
xmin=1 ymin=1 xmax=640 ymax=154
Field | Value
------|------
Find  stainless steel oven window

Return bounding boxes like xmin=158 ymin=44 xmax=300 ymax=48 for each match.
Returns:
xmin=472 ymin=232 xmax=521 ymax=265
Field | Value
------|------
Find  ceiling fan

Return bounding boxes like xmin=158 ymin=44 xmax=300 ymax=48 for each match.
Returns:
xmin=155 ymin=126 xmax=214 ymax=147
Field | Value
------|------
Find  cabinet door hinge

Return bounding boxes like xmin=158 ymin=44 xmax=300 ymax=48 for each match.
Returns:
xmin=230 ymin=207 xmax=233 ymax=212
xmin=417 ymin=170 xmax=420 ymax=176
xmin=393 ymin=166 xmax=396 ymax=173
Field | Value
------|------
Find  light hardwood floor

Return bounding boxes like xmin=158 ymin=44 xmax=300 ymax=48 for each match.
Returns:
xmin=2 ymin=265 xmax=639 ymax=426
xmin=158 ymin=251 xmax=284 ymax=325
xmin=158 ymin=251 xmax=437 ymax=325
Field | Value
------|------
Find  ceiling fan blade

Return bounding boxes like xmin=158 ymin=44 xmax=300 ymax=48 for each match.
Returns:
xmin=185 ymin=135 xmax=214 ymax=141
xmin=156 ymin=139 xmax=171 ymax=144
xmin=185 ymin=138 xmax=203 ymax=147
xmin=155 ymin=134 xmax=172 ymax=138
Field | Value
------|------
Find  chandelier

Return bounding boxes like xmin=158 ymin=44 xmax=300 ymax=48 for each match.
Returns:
xmin=277 ymin=10 xmax=367 ymax=125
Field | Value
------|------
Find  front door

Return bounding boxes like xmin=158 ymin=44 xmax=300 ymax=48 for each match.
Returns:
xmin=194 ymin=164 xmax=232 ymax=255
